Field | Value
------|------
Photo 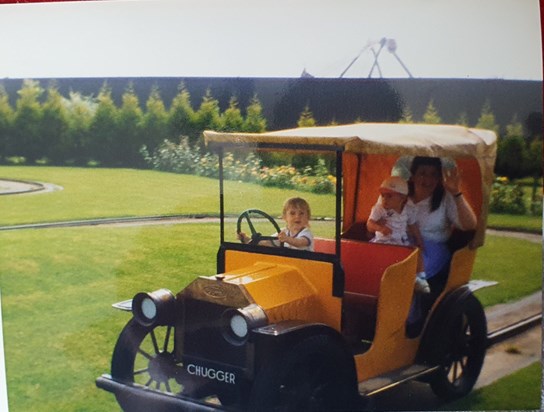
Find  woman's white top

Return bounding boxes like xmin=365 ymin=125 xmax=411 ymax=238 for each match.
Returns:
xmin=409 ymin=192 xmax=461 ymax=243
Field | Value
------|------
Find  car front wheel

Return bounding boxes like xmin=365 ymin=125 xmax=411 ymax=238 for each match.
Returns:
xmin=248 ymin=333 xmax=359 ymax=411
xmin=110 ymin=318 xmax=183 ymax=411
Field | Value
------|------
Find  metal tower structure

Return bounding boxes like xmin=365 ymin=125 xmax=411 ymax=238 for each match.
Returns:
xmin=339 ymin=37 xmax=413 ymax=78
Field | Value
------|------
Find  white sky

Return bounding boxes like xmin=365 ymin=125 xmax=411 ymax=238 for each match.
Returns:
xmin=0 ymin=0 xmax=542 ymax=80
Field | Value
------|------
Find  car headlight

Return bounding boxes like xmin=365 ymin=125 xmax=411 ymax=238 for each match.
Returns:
xmin=132 ymin=288 xmax=176 ymax=327
xmin=222 ymin=304 xmax=267 ymax=344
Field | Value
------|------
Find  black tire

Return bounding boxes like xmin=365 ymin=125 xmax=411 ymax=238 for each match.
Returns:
xmin=428 ymin=294 xmax=487 ymax=400
xmin=111 ymin=318 xmax=183 ymax=411
xmin=248 ymin=334 xmax=358 ymax=411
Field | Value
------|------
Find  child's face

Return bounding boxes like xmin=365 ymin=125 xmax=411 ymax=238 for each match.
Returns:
xmin=283 ymin=206 xmax=309 ymax=233
xmin=380 ymin=191 xmax=406 ymax=212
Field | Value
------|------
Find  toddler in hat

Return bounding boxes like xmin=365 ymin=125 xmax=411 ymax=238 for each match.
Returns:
xmin=367 ymin=176 xmax=430 ymax=293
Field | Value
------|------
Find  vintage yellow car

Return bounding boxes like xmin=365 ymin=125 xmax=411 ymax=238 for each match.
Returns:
xmin=97 ymin=122 xmax=497 ymax=411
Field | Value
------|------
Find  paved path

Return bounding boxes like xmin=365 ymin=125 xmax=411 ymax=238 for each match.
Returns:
xmin=477 ymin=291 xmax=542 ymax=389
xmin=0 ymin=179 xmax=62 ymax=195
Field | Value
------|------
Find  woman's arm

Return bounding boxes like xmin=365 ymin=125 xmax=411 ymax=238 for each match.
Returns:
xmin=442 ymin=167 xmax=477 ymax=230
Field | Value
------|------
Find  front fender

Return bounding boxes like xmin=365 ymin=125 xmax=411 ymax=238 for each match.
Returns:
xmin=251 ymin=320 xmax=353 ymax=373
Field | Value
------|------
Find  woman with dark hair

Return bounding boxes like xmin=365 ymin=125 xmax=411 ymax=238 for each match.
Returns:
xmin=408 ymin=156 xmax=477 ymax=297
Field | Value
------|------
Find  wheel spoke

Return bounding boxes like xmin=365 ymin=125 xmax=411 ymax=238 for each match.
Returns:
xmin=150 ymin=330 xmax=160 ymax=354
xmin=137 ymin=348 xmax=153 ymax=360
xmin=452 ymin=360 xmax=460 ymax=381
xmin=245 ymin=214 xmax=257 ymax=235
xmin=144 ymin=377 xmax=153 ymax=387
xmin=133 ymin=367 xmax=149 ymax=376
xmin=163 ymin=325 xmax=172 ymax=353
xmin=165 ymin=381 xmax=172 ymax=393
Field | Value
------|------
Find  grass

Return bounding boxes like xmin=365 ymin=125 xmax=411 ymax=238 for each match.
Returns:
xmin=441 ymin=362 xmax=542 ymax=411
xmin=0 ymin=166 xmax=336 ymax=226
xmin=1 ymin=224 xmax=218 ymax=412
xmin=487 ymin=213 xmax=542 ymax=233
xmin=0 ymin=223 xmax=540 ymax=412
xmin=472 ymin=235 xmax=542 ymax=307
xmin=0 ymin=166 xmax=541 ymax=233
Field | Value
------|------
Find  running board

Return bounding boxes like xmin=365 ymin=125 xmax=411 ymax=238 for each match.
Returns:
xmin=359 ymin=364 xmax=439 ymax=397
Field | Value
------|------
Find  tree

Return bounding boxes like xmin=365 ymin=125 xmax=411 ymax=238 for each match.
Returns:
xmin=42 ymin=82 xmax=69 ymax=164
xmin=495 ymin=115 xmax=529 ymax=179
xmin=142 ymin=85 xmax=169 ymax=154
xmin=422 ymin=99 xmax=442 ymax=124
xmin=475 ymin=100 xmax=500 ymax=135
xmin=12 ymin=79 xmax=44 ymax=163
xmin=526 ymin=138 xmax=542 ymax=179
xmin=456 ymin=111 xmax=469 ymax=127
xmin=64 ymin=91 xmax=95 ymax=165
xmin=194 ymin=89 xmax=221 ymax=132
xmin=505 ymin=114 xmax=523 ymax=139
xmin=0 ymin=85 xmax=14 ymax=158
xmin=243 ymin=94 xmax=267 ymax=132
xmin=399 ymin=104 xmax=414 ymax=123
xmin=526 ymin=137 xmax=543 ymax=214
xmin=90 ymin=83 xmax=118 ymax=166
xmin=117 ymin=84 xmax=144 ymax=167
xmin=168 ymin=82 xmax=197 ymax=142
xmin=220 ymin=96 xmax=244 ymax=132
xmin=297 ymin=104 xmax=316 ymax=127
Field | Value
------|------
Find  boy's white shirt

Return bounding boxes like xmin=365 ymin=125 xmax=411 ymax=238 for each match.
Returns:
xmin=273 ymin=227 xmax=314 ymax=251
xmin=369 ymin=198 xmax=416 ymax=246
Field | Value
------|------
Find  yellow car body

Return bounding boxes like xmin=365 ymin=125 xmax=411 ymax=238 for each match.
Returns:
xmin=97 ymin=123 xmax=497 ymax=411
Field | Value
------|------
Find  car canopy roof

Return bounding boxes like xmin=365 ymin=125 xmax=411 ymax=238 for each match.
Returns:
xmin=204 ymin=123 xmax=496 ymax=159
xmin=204 ymin=123 xmax=497 ymax=247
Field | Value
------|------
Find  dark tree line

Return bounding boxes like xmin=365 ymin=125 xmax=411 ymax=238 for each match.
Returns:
xmin=0 ymin=80 xmax=267 ymax=168
xmin=0 ymin=79 xmax=541 ymax=180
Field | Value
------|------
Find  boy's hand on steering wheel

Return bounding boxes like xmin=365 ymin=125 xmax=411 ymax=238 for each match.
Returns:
xmin=237 ymin=231 xmax=249 ymax=244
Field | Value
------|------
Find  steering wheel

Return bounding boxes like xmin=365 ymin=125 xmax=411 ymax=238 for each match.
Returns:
xmin=236 ymin=209 xmax=282 ymax=246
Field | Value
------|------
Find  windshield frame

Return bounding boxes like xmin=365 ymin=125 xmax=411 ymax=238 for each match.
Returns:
xmin=209 ymin=141 xmax=344 ymax=259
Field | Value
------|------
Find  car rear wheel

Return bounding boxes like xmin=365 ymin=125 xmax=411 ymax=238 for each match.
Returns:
xmin=111 ymin=319 xmax=183 ymax=411
xmin=429 ymin=294 xmax=487 ymax=399
xmin=248 ymin=334 xmax=358 ymax=411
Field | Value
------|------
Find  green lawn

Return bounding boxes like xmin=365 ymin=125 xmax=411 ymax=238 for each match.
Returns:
xmin=473 ymin=235 xmax=542 ymax=307
xmin=487 ymin=213 xmax=542 ymax=233
xmin=441 ymin=362 xmax=542 ymax=411
xmin=1 ymin=224 xmax=218 ymax=412
xmin=0 ymin=166 xmax=336 ymax=226
xmin=0 ymin=166 xmax=541 ymax=233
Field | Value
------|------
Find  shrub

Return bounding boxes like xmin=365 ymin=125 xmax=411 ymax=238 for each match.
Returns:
xmin=223 ymin=152 xmax=261 ymax=182
xmin=260 ymin=165 xmax=298 ymax=188
xmin=489 ymin=177 xmax=527 ymax=215
xmin=194 ymin=152 xmax=219 ymax=178
xmin=141 ymin=138 xmax=336 ymax=194
xmin=141 ymin=137 xmax=197 ymax=174
xmin=5 ymin=156 xmax=26 ymax=165
xmin=310 ymin=158 xmax=336 ymax=194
